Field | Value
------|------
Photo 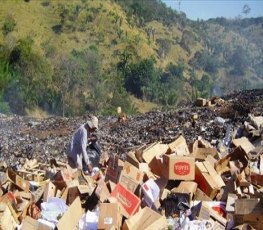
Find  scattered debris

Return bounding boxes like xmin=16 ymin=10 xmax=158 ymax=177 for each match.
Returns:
xmin=0 ymin=89 xmax=262 ymax=229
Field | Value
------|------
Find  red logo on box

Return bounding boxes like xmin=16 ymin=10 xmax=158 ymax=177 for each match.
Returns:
xmin=174 ymin=162 xmax=190 ymax=175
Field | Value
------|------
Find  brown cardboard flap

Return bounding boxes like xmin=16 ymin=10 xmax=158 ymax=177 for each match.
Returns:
xmin=195 ymin=161 xmax=225 ymax=199
xmin=142 ymin=143 xmax=168 ymax=164
xmin=0 ymin=202 xmax=18 ymax=229
xmin=43 ymin=181 xmax=56 ymax=202
xmin=21 ymin=216 xmax=52 ymax=230
xmin=235 ymin=199 xmax=263 ymax=215
xmin=123 ymin=206 xmax=166 ymax=230
xmin=234 ymin=198 xmax=263 ymax=230
xmin=194 ymin=188 xmax=212 ymax=201
xmin=215 ymin=146 xmax=248 ymax=175
xmin=57 ymin=197 xmax=83 ymax=230
xmin=191 ymin=139 xmax=217 ymax=160
xmin=171 ymin=181 xmax=197 ymax=202
xmin=6 ymin=169 xmax=30 ymax=192
xmin=232 ymin=137 xmax=255 ymax=154
xmin=168 ymin=135 xmax=190 ymax=156
xmin=95 ymin=179 xmax=111 ymax=202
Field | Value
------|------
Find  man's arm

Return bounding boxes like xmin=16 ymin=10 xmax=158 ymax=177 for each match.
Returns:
xmin=80 ymin=128 xmax=91 ymax=166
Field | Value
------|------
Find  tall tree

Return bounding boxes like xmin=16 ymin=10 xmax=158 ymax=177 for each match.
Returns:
xmin=242 ymin=4 xmax=251 ymax=16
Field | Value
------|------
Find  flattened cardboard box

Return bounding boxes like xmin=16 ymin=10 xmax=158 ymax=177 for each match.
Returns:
xmin=234 ymin=199 xmax=263 ymax=230
xmin=195 ymin=161 xmax=225 ymax=199
xmin=119 ymin=161 xmax=143 ymax=193
xmin=161 ymin=155 xmax=195 ymax=180
xmin=97 ymin=203 xmax=121 ymax=230
xmin=110 ymin=183 xmax=140 ymax=218
xmin=123 ymin=206 xmax=166 ymax=230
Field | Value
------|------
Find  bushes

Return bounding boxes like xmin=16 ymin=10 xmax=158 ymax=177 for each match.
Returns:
xmin=2 ymin=14 xmax=16 ymax=35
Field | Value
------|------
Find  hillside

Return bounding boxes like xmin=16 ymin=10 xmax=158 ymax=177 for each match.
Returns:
xmin=0 ymin=0 xmax=263 ymax=116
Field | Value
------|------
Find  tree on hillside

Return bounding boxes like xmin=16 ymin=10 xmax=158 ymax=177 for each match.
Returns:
xmin=6 ymin=37 xmax=53 ymax=114
xmin=53 ymin=55 xmax=79 ymax=117
xmin=242 ymin=4 xmax=251 ymax=16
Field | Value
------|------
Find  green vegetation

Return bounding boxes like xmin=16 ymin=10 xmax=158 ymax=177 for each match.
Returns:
xmin=0 ymin=0 xmax=262 ymax=116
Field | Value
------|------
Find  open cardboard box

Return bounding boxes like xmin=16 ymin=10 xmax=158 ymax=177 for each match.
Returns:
xmin=171 ymin=181 xmax=197 ymax=204
xmin=195 ymin=161 xmax=225 ymax=199
xmin=122 ymin=206 xmax=166 ymax=230
xmin=234 ymin=198 xmax=263 ymax=230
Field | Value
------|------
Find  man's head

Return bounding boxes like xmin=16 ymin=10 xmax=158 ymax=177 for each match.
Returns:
xmin=86 ymin=115 xmax=98 ymax=132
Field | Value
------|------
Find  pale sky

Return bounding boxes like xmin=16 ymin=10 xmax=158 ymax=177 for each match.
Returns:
xmin=162 ymin=0 xmax=263 ymax=20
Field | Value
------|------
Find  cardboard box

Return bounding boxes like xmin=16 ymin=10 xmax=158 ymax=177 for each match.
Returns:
xmin=251 ymin=173 xmax=263 ymax=186
xmin=194 ymin=201 xmax=227 ymax=227
xmin=110 ymin=183 xmax=140 ymax=218
xmin=57 ymin=197 xmax=83 ymax=230
xmin=191 ymin=140 xmax=217 ymax=160
xmin=171 ymin=181 xmax=197 ymax=203
xmin=105 ymin=155 xmax=123 ymax=184
xmin=194 ymin=188 xmax=212 ymax=201
xmin=119 ymin=161 xmax=143 ymax=193
xmin=6 ymin=169 xmax=30 ymax=192
xmin=97 ymin=203 xmax=121 ymax=230
xmin=196 ymin=98 xmax=207 ymax=107
xmin=123 ymin=206 xmax=166 ymax=230
xmin=195 ymin=161 xmax=225 ymax=199
xmin=21 ymin=216 xmax=52 ymax=230
xmin=232 ymin=137 xmax=255 ymax=154
xmin=0 ymin=202 xmax=18 ymax=230
xmin=67 ymin=186 xmax=80 ymax=205
xmin=167 ymin=135 xmax=190 ymax=156
xmin=54 ymin=167 xmax=74 ymax=190
xmin=234 ymin=199 xmax=263 ymax=230
xmin=142 ymin=143 xmax=168 ymax=177
xmin=161 ymin=155 xmax=195 ymax=180
xmin=95 ymin=179 xmax=111 ymax=202
xmin=43 ymin=181 xmax=56 ymax=202
xmin=215 ymin=146 xmax=248 ymax=175
xmin=126 ymin=151 xmax=149 ymax=172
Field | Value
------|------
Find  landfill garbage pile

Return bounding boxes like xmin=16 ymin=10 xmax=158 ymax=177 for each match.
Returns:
xmin=0 ymin=88 xmax=262 ymax=229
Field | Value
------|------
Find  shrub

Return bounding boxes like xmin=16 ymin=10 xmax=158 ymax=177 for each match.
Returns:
xmin=2 ymin=14 xmax=16 ymax=35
